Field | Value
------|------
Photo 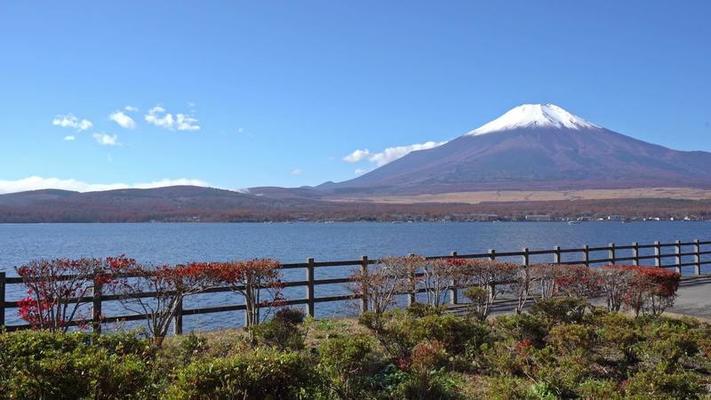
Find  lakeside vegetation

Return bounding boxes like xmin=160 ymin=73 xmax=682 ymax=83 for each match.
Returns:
xmin=2 ymin=301 xmax=710 ymax=399
xmin=3 ymin=255 xmax=710 ymax=399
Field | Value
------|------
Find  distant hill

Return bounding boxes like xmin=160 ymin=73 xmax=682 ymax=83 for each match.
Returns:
xmin=1 ymin=185 xmax=710 ymax=222
xmin=322 ymin=104 xmax=711 ymax=195
xmin=0 ymin=186 xmax=329 ymax=222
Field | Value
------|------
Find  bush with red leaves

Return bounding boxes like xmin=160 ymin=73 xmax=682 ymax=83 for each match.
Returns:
xmin=622 ymin=266 xmax=680 ymax=316
xmin=16 ymin=256 xmax=133 ymax=332
xmin=111 ymin=261 xmax=218 ymax=345
xmin=207 ymin=259 xmax=284 ymax=327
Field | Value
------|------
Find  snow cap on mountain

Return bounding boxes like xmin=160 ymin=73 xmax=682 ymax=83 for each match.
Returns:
xmin=468 ymin=104 xmax=600 ymax=135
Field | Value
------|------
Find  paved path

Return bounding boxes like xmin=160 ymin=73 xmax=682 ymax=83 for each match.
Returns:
xmin=668 ymin=275 xmax=711 ymax=321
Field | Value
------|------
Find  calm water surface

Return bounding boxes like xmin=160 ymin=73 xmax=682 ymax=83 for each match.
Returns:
xmin=2 ymin=222 xmax=709 ymax=330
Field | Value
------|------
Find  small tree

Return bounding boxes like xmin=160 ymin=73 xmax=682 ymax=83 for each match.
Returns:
xmin=111 ymin=262 xmax=216 ymax=345
xmin=350 ymin=256 xmax=415 ymax=315
xmin=458 ymin=259 xmax=519 ymax=320
xmin=421 ymin=258 xmax=462 ymax=307
xmin=554 ymin=264 xmax=601 ymax=298
xmin=623 ymin=266 xmax=680 ymax=316
xmin=210 ymin=259 xmax=284 ymax=327
xmin=511 ymin=265 xmax=531 ymax=314
xmin=463 ymin=286 xmax=489 ymax=320
xmin=597 ymin=265 xmax=636 ymax=312
xmin=16 ymin=257 xmax=128 ymax=332
xmin=529 ymin=264 xmax=561 ymax=300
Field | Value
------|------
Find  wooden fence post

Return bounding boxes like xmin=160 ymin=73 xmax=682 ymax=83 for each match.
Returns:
xmin=360 ymin=256 xmax=368 ymax=313
xmin=674 ymin=240 xmax=682 ymax=274
xmin=92 ymin=274 xmax=103 ymax=334
xmin=0 ymin=272 xmax=5 ymax=330
xmin=407 ymin=253 xmax=417 ymax=306
xmin=449 ymin=251 xmax=458 ymax=305
xmin=174 ymin=297 xmax=183 ymax=335
xmin=306 ymin=258 xmax=315 ymax=317
xmin=583 ymin=245 xmax=590 ymax=267
xmin=700 ymin=239 xmax=701 ymax=276
xmin=553 ymin=246 xmax=561 ymax=264
xmin=654 ymin=241 xmax=662 ymax=267
xmin=608 ymin=243 xmax=616 ymax=265
xmin=632 ymin=242 xmax=640 ymax=266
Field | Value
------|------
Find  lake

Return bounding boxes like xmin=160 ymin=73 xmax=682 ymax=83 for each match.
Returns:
xmin=2 ymin=222 xmax=710 ymax=330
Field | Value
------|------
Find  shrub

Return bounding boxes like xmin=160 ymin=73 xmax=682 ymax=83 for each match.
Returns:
xmin=405 ymin=303 xmax=444 ymax=317
xmin=533 ymin=349 xmax=595 ymax=399
xmin=546 ymin=323 xmax=596 ymax=355
xmin=577 ymin=379 xmax=622 ymax=400
xmin=249 ymin=317 xmax=305 ymax=351
xmin=274 ymin=307 xmax=306 ymax=325
xmin=388 ymin=369 xmax=464 ymax=400
xmin=409 ymin=340 xmax=448 ymax=372
xmin=463 ymin=286 xmax=490 ymax=321
xmin=111 ymin=261 xmax=219 ymax=346
xmin=632 ymin=319 xmax=700 ymax=371
xmin=624 ymin=365 xmax=705 ymax=399
xmin=421 ymin=258 xmax=463 ymax=307
xmin=207 ymin=259 xmax=285 ymax=327
xmin=352 ymin=255 xmax=424 ymax=314
xmin=15 ymin=256 xmax=131 ymax=331
xmin=165 ymin=348 xmax=318 ymax=400
xmin=317 ymin=334 xmax=386 ymax=399
xmin=553 ymin=264 xmax=601 ymax=298
xmin=623 ymin=266 xmax=680 ymax=316
xmin=493 ymin=313 xmax=549 ymax=348
xmin=592 ymin=311 xmax=641 ymax=365
xmin=597 ymin=265 xmax=636 ymax=312
xmin=530 ymin=297 xmax=587 ymax=325
xmin=478 ymin=376 xmax=538 ymax=400
xmin=0 ymin=330 xmax=152 ymax=400
xmin=458 ymin=259 xmax=520 ymax=314
xmin=395 ymin=313 xmax=490 ymax=356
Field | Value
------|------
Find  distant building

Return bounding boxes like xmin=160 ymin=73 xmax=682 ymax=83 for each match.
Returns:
xmin=525 ymin=214 xmax=552 ymax=222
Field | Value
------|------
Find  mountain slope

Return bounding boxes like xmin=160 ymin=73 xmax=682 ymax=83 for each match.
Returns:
xmin=0 ymin=186 xmax=334 ymax=222
xmin=326 ymin=104 xmax=711 ymax=195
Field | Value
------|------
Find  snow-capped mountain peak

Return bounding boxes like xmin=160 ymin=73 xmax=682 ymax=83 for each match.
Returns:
xmin=467 ymin=104 xmax=600 ymax=136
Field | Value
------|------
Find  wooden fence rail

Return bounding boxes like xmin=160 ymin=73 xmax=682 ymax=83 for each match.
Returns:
xmin=1 ymin=239 xmax=710 ymax=333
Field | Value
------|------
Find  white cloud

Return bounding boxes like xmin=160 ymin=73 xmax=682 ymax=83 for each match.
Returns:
xmin=52 ymin=114 xmax=93 ymax=131
xmin=290 ymin=168 xmax=303 ymax=176
xmin=176 ymin=113 xmax=200 ymax=131
xmin=343 ymin=149 xmax=371 ymax=163
xmin=145 ymin=106 xmax=174 ymax=128
xmin=0 ymin=176 xmax=210 ymax=194
xmin=63 ymin=135 xmax=76 ymax=141
xmin=344 ymin=140 xmax=447 ymax=167
xmin=124 ymin=106 xmax=138 ymax=112
xmin=92 ymin=133 xmax=119 ymax=146
xmin=354 ymin=168 xmax=369 ymax=175
xmin=109 ymin=110 xmax=136 ymax=129
xmin=144 ymin=106 xmax=200 ymax=131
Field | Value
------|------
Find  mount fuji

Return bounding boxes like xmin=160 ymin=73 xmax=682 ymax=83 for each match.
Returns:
xmin=322 ymin=104 xmax=711 ymax=195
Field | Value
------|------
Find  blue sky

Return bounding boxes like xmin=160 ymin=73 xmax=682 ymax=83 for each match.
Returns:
xmin=1 ymin=1 xmax=710 ymax=193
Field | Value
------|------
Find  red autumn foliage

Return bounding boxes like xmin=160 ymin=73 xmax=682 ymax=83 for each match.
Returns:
xmin=621 ymin=265 xmax=680 ymax=316
xmin=110 ymin=261 xmax=218 ymax=345
xmin=15 ymin=256 xmax=133 ymax=332
xmin=553 ymin=264 xmax=602 ymax=298
xmin=206 ymin=259 xmax=284 ymax=327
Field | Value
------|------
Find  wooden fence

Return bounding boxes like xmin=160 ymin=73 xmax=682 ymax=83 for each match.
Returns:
xmin=1 ymin=239 xmax=710 ymax=334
